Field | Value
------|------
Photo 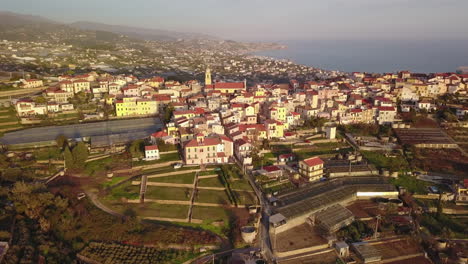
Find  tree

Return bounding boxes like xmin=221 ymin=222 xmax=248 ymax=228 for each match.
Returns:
xmin=436 ymin=194 xmax=443 ymax=220
xmin=34 ymin=96 xmax=47 ymax=104
xmin=9 ymin=182 xmax=69 ymax=232
xmin=129 ymin=140 xmax=144 ymax=158
xmin=71 ymin=142 xmax=89 ymax=169
xmin=1 ymin=167 xmax=22 ymax=182
xmin=164 ymin=104 xmax=174 ymax=123
xmin=64 ymin=146 xmax=74 ymax=169
xmin=55 ymin=134 xmax=68 ymax=150
xmin=262 ymin=139 xmax=270 ymax=150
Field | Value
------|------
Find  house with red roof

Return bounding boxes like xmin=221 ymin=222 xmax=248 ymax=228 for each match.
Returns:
xmin=376 ymin=106 xmax=397 ymax=125
xmin=183 ymin=133 xmax=233 ymax=165
xmin=258 ymin=165 xmax=283 ymax=179
xmin=206 ymin=81 xmax=246 ymax=95
xmin=299 ymin=156 xmax=324 ymax=182
xmin=144 ymin=145 xmax=160 ymax=160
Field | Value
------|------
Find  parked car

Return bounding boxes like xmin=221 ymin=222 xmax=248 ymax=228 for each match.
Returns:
xmin=77 ymin=193 xmax=86 ymax=200
xmin=173 ymin=163 xmax=183 ymax=169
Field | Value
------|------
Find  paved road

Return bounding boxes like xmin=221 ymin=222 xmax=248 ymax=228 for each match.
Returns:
xmin=0 ymin=117 xmax=163 ymax=145
xmin=246 ymin=170 xmax=275 ymax=263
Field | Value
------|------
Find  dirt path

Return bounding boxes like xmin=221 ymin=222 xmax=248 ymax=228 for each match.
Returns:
xmin=133 ymin=181 xmax=193 ymax=188
xmin=85 ymin=191 xmax=123 ymax=217
xmin=146 ymin=169 xmax=202 ymax=178
xmin=128 ymin=199 xmax=191 ymax=205
xmin=197 ymin=186 xmax=226 ymax=191
xmin=143 ymin=216 xmax=189 ymax=223
xmin=187 ymin=171 xmax=199 ymax=222
xmin=198 ymin=174 xmax=218 ymax=179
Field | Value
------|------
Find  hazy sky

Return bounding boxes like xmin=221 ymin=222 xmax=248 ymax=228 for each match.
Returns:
xmin=2 ymin=0 xmax=468 ymax=41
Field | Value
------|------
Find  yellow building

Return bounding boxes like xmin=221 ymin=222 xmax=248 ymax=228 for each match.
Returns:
xmin=245 ymin=105 xmax=255 ymax=116
xmin=115 ymin=97 xmax=158 ymax=117
xmin=254 ymin=89 xmax=266 ymax=96
xmin=173 ymin=110 xmax=197 ymax=120
xmin=265 ymin=120 xmax=284 ymax=139
xmin=147 ymin=77 xmax=164 ymax=88
xmin=269 ymin=106 xmax=286 ymax=122
xmin=299 ymin=156 xmax=324 ymax=182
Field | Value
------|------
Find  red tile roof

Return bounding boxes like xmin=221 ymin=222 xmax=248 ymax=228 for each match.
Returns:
xmin=145 ymin=145 xmax=158 ymax=151
xmin=378 ymin=106 xmax=396 ymax=111
xmin=263 ymin=165 xmax=281 ymax=172
xmin=214 ymin=82 xmax=245 ymax=89
xmin=303 ymin=157 xmax=324 ymax=167
xmin=151 ymin=131 xmax=168 ymax=138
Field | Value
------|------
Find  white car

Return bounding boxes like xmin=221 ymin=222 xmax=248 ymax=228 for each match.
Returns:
xmin=173 ymin=163 xmax=183 ymax=169
xmin=77 ymin=193 xmax=86 ymax=200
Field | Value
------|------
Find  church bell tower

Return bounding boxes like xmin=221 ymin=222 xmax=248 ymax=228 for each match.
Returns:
xmin=205 ymin=67 xmax=212 ymax=85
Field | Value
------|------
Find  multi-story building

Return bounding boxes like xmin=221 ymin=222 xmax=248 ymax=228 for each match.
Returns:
xmin=376 ymin=106 xmax=397 ymax=125
xmin=184 ymin=134 xmax=233 ymax=165
xmin=299 ymin=156 xmax=324 ymax=182
xmin=15 ymin=99 xmax=47 ymax=117
xmin=144 ymin=145 xmax=160 ymax=160
xmin=51 ymin=89 xmax=73 ymax=104
xmin=73 ymin=79 xmax=91 ymax=94
xmin=234 ymin=139 xmax=253 ymax=165
xmin=22 ymin=79 xmax=43 ymax=88
xmin=269 ymin=106 xmax=287 ymax=122
xmin=115 ymin=97 xmax=158 ymax=117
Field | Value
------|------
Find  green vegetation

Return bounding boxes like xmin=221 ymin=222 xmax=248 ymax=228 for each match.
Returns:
xmin=361 ymin=150 xmax=409 ymax=172
xmin=107 ymin=182 xmax=140 ymax=200
xmin=0 ymin=180 xmax=218 ymax=263
xmin=192 ymin=206 xmax=230 ymax=222
xmin=295 ymin=146 xmax=353 ymax=160
xmin=421 ymin=213 xmax=467 ymax=239
xmin=64 ymin=142 xmax=89 ymax=170
xmin=195 ymin=190 xmax=231 ymax=204
xmin=148 ymin=173 xmax=195 ymax=184
xmin=337 ymin=220 xmax=373 ymax=242
xmin=130 ymin=139 xmax=145 ymax=158
xmin=79 ymin=242 xmax=196 ymax=264
xmin=229 ymin=179 xmax=252 ymax=191
xmin=142 ymin=165 xmax=198 ymax=175
xmin=33 ymin=146 xmax=62 ymax=160
xmin=390 ymin=174 xmax=429 ymax=194
xmin=198 ymin=176 xmax=225 ymax=188
xmin=261 ymin=181 xmax=295 ymax=194
xmin=145 ymin=187 xmax=192 ymax=201
xmin=164 ymin=104 xmax=175 ymax=123
xmin=101 ymin=176 xmax=126 ymax=188
xmin=303 ymin=117 xmax=327 ymax=129
xmin=135 ymin=203 xmax=189 ymax=219
xmin=156 ymin=138 xmax=178 ymax=152
xmin=232 ymin=191 xmax=256 ymax=205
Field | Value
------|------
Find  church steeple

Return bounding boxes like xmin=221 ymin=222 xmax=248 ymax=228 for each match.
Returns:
xmin=205 ymin=67 xmax=212 ymax=85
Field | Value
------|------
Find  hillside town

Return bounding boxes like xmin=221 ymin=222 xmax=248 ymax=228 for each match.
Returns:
xmin=1 ymin=60 xmax=468 ymax=264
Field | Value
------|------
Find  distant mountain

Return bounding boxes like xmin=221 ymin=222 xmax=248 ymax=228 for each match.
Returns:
xmin=0 ymin=11 xmax=58 ymax=25
xmin=69 ymin=21 xmax=218 ymax=41
xmin=0 ymin=11 xmax=217 ymax=42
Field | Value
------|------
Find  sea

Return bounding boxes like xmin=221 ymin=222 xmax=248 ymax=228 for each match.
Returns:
xmin=253 ymin=39 xmax=468 ymax=74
